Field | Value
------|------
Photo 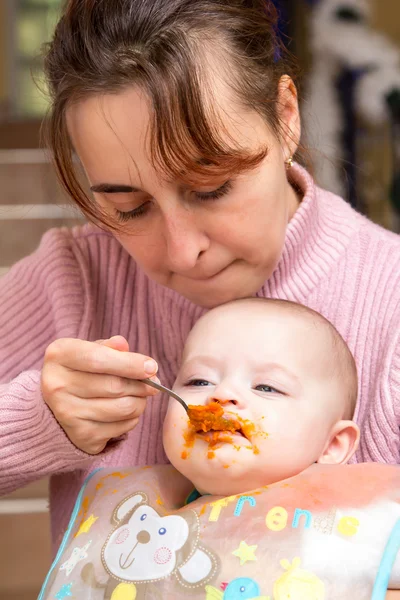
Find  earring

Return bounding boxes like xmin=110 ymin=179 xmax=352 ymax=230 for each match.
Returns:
xmin=285 ymin=156 xmax=294 ymax=169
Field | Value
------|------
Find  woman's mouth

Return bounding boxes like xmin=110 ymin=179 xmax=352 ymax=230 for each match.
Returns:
xmin=185 ymin=262 xmax=234 ymax=282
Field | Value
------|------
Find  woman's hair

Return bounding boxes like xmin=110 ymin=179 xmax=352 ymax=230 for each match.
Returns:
xmin=43 ymin=0 xmax=298 ymax=227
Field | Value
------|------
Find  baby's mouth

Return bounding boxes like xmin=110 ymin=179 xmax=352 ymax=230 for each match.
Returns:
xmin=187 ymin=402 xmax=254 ymax=441
xmin=203 ymin=430 xmax=247 ymax=447
xmin=182 ymin=403 xmax=259 ymax=460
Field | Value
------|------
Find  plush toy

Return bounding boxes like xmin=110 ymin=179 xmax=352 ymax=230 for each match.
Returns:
xmin=302 ymin=0 xmax=400 ymax=215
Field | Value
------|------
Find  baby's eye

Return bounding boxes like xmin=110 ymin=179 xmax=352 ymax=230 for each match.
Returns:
xmin=185 ymin=379 xmax=211 ymax=387
xmin=254 ymin=384 xmax=282 ymax=394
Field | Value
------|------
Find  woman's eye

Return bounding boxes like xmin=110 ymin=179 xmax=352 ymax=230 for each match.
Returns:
xmin=185 ymin=379 xmax=211 ymax=387
xmin=255 ymin=384 xmax=282 ymax=394
xmin=114 ymin=181 xmax=232 ymax=221
xmin=115 ymin=201 xmax=150 ymax=222
xmin=194 ymin=180 xmax=233 ymax=201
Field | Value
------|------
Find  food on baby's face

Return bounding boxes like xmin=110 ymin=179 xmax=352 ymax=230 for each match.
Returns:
xmin=187 ymin=402 xmax=241 ymax=433
xmin=181 ymin=401 xmax=258 ymax=459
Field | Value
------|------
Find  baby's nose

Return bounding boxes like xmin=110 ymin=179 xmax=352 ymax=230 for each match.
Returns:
xmin=211 ymin=397 xmax=238 ymax=406
xmin=137 ymin=530 xmax=151 ymax=544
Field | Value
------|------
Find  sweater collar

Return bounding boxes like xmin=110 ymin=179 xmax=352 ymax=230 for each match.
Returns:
xmin=259 ymin=163 xmax=359 ymax=301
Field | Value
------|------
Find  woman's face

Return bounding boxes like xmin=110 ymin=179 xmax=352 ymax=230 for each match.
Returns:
xmin=67 ymin=78 xmax=300 ymax=308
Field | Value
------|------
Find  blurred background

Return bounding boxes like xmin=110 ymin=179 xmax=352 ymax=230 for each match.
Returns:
xmin=0 ymin=1 xmax=399 ymax=598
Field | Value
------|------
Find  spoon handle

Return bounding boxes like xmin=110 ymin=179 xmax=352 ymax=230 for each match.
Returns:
xmin=142 ymin=378 xmax=189 ymax=413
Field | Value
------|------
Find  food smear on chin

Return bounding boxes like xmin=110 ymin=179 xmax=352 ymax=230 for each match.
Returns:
xmin=181 ymin=401 xmax=258 ymax=459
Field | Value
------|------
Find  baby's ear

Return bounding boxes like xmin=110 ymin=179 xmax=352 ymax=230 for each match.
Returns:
xmin=317 ymin=420 xmax=360 ymax=465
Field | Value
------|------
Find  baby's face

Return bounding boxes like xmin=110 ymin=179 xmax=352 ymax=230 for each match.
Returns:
xmin=163 ymin=302 xmax=351 ymax=496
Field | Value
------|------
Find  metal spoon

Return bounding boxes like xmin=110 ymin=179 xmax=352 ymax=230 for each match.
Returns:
xmin=143 ymin=379 xmax=243 ymax=436
xmin=142 ymin=378 xmax=189 ymax=413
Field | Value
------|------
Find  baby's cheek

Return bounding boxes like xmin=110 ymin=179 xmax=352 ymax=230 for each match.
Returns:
xmin=164 ymin=413 xmax=186 ymax=449
xmin=153 ymin=546 xmax=172 ymax=564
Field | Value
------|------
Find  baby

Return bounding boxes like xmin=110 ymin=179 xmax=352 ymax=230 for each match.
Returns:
xmin=163 ymin=297 xmax=360 ymax=497
xmin=40 ymin=300 xmax=400 ymax=600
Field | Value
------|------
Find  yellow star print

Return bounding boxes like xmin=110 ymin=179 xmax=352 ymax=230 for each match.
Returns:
xmin=75 ymin=514 xmax=98 ymax=537
xmin=232 ymin=540 xmax=258 ymax=566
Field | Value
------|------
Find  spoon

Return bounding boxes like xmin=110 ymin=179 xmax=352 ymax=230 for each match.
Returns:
xmin=142 ymin=378 xmax=189 ymax=413
xmin=142 ymin=378 xmax=246 ymax=436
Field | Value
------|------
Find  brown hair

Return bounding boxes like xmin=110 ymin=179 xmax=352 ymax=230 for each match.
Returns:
xmin=43 ymin=0 xmax=297 ymax=228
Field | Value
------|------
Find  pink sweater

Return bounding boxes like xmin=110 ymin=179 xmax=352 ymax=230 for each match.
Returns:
xmin=1 ymin=165 xmax=400 ymax=548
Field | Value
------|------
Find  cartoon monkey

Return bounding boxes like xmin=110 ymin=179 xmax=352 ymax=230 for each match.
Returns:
xmin=81 ymin=492 xmax=218 ymax=599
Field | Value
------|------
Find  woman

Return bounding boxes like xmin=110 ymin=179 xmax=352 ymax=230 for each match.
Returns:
xmin=0 ymin=0 xmax=399 ymax=556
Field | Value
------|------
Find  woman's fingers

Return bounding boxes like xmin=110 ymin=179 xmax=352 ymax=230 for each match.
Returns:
xmin=42 ymin=337 xmax=160 ymax=454
xmin=57 ymin=395 xmax=147 ymax=426
xmin=63 ymin=416 xmax=142 ymax=455
xmin=77 ymin=396 xmax=148 ymax=423
xmin=96 ymin=335 xmax=130 ymax=352
xmin=45 ymin=338 xmax=158 ymax=378
xmin=48 ymin=368 xmax=160 ymax=399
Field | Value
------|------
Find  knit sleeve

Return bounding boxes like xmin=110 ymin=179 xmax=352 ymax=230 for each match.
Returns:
xmin=391 ymin=334 xmax=400 ymax=446
xmin=380 ymin=299 xmax=400 ymax=462
xmin=364 ymin=316 xmax=400 ymax=465
xmin=0 ymin=228 xmax=97 ymax=495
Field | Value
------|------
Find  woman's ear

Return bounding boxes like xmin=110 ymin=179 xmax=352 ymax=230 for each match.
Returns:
xmin=276 ymin=74 xmax=301 ymax=160
xmin=317 ymin=420 xmax=360 ymax=465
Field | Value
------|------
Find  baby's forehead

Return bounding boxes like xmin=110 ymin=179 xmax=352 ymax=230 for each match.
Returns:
xmin=184 ymin=302 xmax=334 ymax=362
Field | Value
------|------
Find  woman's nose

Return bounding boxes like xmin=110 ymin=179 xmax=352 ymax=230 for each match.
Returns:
xmin=163 ymin=209 xmax=209 ymax=272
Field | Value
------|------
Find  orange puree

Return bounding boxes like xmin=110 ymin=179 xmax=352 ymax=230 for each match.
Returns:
xmin=187 ymin=402 xmax=242 ymax=433
xmin=181 ymin=402 xmax=258 ymax=459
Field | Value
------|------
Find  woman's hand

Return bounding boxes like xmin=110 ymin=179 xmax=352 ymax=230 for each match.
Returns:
xmin=41 ymin=335 xmax=159 ymax=454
